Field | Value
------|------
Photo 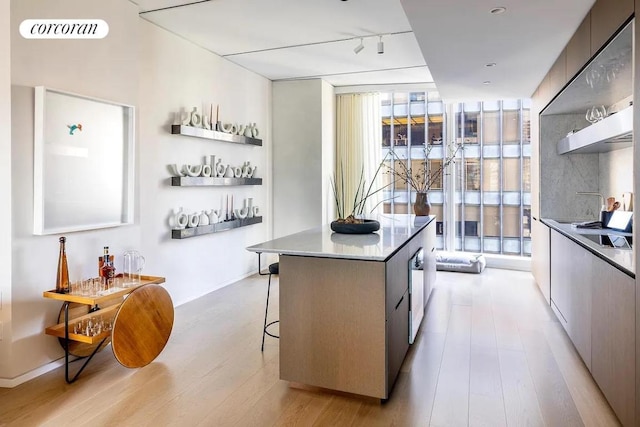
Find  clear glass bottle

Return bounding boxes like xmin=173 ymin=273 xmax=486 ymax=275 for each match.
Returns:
xmin=55 ymin=237 xmax=69 ymax=293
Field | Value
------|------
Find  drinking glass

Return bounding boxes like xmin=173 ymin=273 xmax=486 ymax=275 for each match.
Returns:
xmin=81 ymin=279 xmax=91 ymax=296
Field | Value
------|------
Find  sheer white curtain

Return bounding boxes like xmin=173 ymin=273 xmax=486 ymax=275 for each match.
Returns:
xmin=335 ymin=93 xmax=382 ymax=218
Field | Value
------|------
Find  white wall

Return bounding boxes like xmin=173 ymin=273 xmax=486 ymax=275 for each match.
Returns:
xmin=3 ymin=0 xmax=272 ymax=383
xmin=272 ymin=80 xmax=335 ymax=237
xmin=8 ymin=0 xmax=140 ymax=381
xmin=0 ymin=0 xmax=13 ymax=377
xmin=321 ymin=81 xmax=336 ymax=224
xmin=138 ymin=19 xmax=272 ymax=306
xmin=599 ymin=147 xmax=634 ymax=205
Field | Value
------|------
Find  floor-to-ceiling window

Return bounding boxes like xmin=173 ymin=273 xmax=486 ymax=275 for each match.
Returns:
xmin=381 ymin=92 xmax=531 ymax=256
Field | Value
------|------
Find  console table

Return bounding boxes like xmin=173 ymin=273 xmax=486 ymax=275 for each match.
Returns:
xmin=43 ymin=275 xmax=173 ymax=383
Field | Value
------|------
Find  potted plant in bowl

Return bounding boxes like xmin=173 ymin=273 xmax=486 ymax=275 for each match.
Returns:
xmin=385 ymin=141 xmax=463 ymax=216
xmin=330 ymin=162 xmax=390 ymax=234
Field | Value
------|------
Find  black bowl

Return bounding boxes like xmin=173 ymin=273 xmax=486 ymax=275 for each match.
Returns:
xmin=330 ymin=219 xmax=380 ymax=234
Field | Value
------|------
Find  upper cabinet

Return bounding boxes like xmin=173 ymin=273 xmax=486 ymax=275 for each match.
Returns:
xmin=566 ymin=13 xmax=591 ymax=80
xmin=590 ymin=0 xmax=634 ymax=54
xmin=543 ymin=20 xmax=633 ymax=154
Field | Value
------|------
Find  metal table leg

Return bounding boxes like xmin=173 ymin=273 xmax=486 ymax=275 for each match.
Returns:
xmin=63 ymin=302 xmax=108 ymax=384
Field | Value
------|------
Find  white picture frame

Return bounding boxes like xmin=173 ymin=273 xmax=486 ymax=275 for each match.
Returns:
xmin=33 ymin=86 xmax=135 ymax=235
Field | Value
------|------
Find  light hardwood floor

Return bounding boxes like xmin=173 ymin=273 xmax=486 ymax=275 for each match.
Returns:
xmin=0 ymin=268 xmax=620 ymax=426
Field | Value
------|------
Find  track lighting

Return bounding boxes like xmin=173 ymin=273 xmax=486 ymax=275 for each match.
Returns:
xmin=377 ymin=35 xmax=384 ymax=54
xmin=354 ymin=38 xmax=364 ymax=54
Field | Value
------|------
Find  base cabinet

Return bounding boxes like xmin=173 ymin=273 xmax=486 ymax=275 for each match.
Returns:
xmin=591 ymin=255 xmax=635 ymax=427
xmin=550 ymin=230 xmax=635 ymax=425
xmin=550 ymin=230 xmax=593 ymax=369
xmin=423 ymin=219 xmax=437 ymax=303
xmin=531 ymin=218 xmax=551 ymax=304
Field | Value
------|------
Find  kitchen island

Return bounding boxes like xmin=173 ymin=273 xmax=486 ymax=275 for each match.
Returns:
xmin=247 ymin=215 xmax=436 ymax=400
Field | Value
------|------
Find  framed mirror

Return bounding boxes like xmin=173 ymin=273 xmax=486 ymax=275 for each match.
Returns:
xmin=33 ymin=86 xmax=135 ymax=235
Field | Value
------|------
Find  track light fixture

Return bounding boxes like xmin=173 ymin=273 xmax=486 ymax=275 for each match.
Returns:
xmin=352 ymin=34 xmax=389 ymax=55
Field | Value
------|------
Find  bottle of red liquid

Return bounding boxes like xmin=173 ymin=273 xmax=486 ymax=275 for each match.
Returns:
xmin=100 ymin=246 xmax=115 ymax=288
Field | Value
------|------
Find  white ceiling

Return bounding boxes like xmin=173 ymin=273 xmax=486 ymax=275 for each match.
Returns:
xmin=134 ymin=0 xmax=596 ymax=101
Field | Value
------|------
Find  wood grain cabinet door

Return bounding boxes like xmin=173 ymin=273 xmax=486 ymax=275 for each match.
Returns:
xmin=531 ymin=219 xmax=551 ymax=304
xmin=566 ymin=13 xmax=591 ymax=81
xmin=591 ymin=256 xmax=635 ymax=427
xmin=550 ymin=230 xmax=592 ymax=369
xmin=387 ymin=288 xmax=409 ymax=394
xmin=590 ymin=0 xmax=633 ymax=54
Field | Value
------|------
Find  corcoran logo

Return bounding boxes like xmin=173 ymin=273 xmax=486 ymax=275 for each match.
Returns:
xmin=19 ymin=19 xmax=109 ymax=39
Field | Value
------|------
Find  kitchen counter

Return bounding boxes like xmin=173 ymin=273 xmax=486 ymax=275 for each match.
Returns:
xmin=542 ymin=218 xmax=634 ymax=278
xmin=246 ymin=214 xmax=437 ymax=400
xmin=246 ymin=214 xmax=435 ymax=262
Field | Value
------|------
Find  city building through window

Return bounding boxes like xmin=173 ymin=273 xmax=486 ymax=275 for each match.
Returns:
xmin=381 ymin=92 xmax=531 ymax=256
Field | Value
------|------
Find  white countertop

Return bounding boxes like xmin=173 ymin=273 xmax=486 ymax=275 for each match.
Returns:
xmin=247 ymin=214 xmax=435 ymax=262
xmin=542 ymin=218 xmax=634 ymax=277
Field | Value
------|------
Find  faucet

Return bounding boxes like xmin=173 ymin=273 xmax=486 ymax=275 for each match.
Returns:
xmin=576 ymin=191 xmax=605 ymax=221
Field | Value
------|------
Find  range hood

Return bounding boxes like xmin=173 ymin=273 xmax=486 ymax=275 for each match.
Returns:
xmin=558 ymin=106 xmax=633 ymax=154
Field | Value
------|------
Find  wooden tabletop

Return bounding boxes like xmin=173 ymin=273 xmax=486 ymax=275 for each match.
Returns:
xmin=111 ymin=283 xmax=174 ymax=368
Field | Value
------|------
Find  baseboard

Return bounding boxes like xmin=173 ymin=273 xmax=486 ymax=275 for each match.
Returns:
xmin=484 ymin=254 xmax=531 ymax=272
xmin=173 ymin=269 xmax=262 ymax=308
xmin=0 ymin=358 xmax=65 ymax=388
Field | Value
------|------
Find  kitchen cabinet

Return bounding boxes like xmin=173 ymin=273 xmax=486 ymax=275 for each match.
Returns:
xmin=423 ymin=219 xmax=437 ymax=304
xmin=388 ymin=288 xmax=409 ymax=391
xmin=591 ymin=255 xmax=635 ymax=427
xmin=548 ymin=49 xmax=567 ymax=96
xmin=531 ymin=218 xmax=551 ymax=304
xmin=549 ymin=228 xmax=636 ymax=425
xmin=590 ymin=0 xmax=633 ymax=55
xmin=550 ymin=230 xmax=593 ymax=369
xmin=566 ymin=13 xmax=591 ymax=80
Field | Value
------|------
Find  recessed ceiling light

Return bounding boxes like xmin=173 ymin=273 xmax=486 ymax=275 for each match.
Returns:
xmin=485 ymin=62 xmax=497 ymax=67
xmin=483 ymin=81 xmax=491 ymax=85
xmin=490 ymin=6 xmax=506 ymax=14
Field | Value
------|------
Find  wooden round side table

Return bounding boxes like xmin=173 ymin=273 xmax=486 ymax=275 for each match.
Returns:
xmin=111 ymin=284 xmax=174 ymax=368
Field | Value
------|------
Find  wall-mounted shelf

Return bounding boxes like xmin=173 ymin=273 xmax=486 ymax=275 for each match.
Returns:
xmin=171 ymin=216 xmax=262 ymax=239
xmin=171 ymin=125 xmax=262 ymax=146
xmin=170 ymin=177 xmax=262 ymax=186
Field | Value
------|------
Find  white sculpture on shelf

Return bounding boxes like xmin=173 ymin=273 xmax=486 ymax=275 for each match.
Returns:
xmin=205 ymin=209 xmax=219 ymax=224
xmin=187 ymin=212 xmax=200 ymax=228
xmin=185 ymin=165 xmax=203 ymax=177
xmin=174 ymin=106 xmax=259 ymax=140
xmin=168 ymin=157 xmax=259 ymax=180
xmin=198 ymin=211 xmax=210 ymax=226
xmin=190 ymin=107 xmax=201 ymax=127
xmin=246 ymin=198 xmax=254 ymax=218
xmin=171 ymin=207 xmax=188 ymax=230
xmin=169 ymin=164 xmax=185 ymax=177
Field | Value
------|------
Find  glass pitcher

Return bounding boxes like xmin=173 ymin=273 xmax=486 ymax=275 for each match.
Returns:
xmin=122 ymin=250 xmax=145 ymax=287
